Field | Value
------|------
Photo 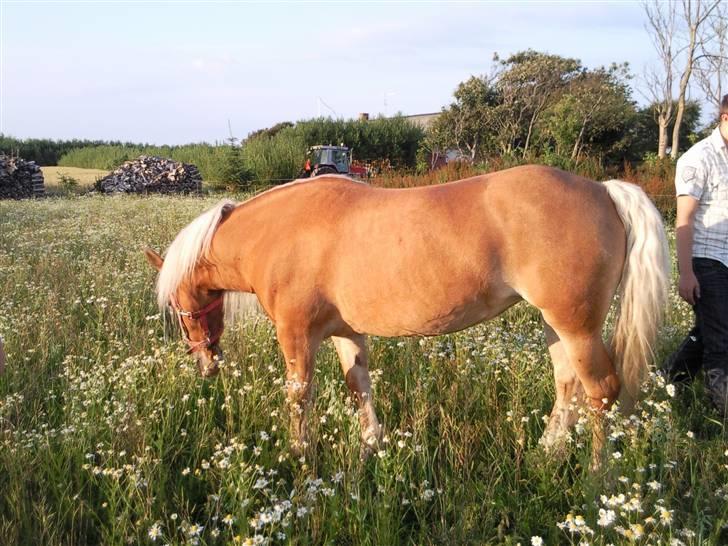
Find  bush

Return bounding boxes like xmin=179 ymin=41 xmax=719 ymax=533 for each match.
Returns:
xmin=242 ymin=132 xmax=307 ymax=184
xmin=205 ymin=146 xmax=254 ymax=191
xmin=622 ymin=156 xmax=676 ymax=220
xmin=57 ymin=172 xmax=79 ymax=191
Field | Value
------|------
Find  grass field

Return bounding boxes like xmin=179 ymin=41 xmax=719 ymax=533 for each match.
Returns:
xmin=41 ymin=166 xmax=109 ymax=192
xmin=0 ymin=194 xmax=727 ymax=545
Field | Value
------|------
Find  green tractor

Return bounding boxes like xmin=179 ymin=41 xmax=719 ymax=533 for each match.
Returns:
xmin=299 ymin=145 xmax=368 ymax=178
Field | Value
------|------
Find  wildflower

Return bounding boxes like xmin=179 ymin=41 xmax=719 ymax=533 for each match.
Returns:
xmin=187 ymin=524 xmax=204 ymax=536
xmin=222 ymin=514 xmax=235 ymax=526
xmin=253 ymin=478 xmax=268 ymax=489
xmin=647 ymin=480 xmax=661 ymax=491
xmin=629 ymin=523 xmax=645 ymax=538
xmin=659 ymin=508 xmax=674 ymax=526
xmin=666 ymin=383 xmax=676 ymax=397
xmin=148 ymin=523 xmax=162 ymax=541
xmin=597 ymin=508 xmax=616 ymax=528
xmin=531 ymin=537 xmax=544 ymax=546
xmin=686 ymin=431 xmax=695 ymax=439
xmin=612 ymin=451 xmax=622 ymax=460
xmin=182 ymin=467 xmax=190 ymax=476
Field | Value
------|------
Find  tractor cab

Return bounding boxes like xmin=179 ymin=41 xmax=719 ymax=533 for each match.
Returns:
xmin=302 ymin=145 xmax=351 ymax=177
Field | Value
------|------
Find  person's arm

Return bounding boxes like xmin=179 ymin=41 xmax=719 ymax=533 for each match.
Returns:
xmin=676 ymin=195 xmax=700 ymax=305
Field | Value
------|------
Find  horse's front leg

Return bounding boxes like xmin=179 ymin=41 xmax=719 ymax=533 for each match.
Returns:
xmin=276 ymin=325 xmax=321 ymax=456
xmin=331 ymin=334 xmax=382 ymax=454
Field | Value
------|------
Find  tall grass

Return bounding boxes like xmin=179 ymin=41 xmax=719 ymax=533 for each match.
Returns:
xmin=241 ymin=134 xmax=307 ymax=185
xmin=0 ymin=194 xmax=725 ymax=545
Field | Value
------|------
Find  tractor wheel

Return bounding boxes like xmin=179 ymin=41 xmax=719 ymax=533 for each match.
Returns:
xmin=311 ymin=166 xmax=337 ymax=177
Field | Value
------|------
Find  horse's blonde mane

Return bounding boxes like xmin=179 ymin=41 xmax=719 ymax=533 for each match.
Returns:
xmin=156 ymin=199 xmax=237 ymax=309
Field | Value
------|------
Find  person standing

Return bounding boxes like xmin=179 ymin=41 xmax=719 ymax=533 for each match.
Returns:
xmin=663 ymin=94 xmax=728 ymax=418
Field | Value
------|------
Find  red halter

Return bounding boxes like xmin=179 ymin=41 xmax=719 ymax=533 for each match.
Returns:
xmin=169 ymin=294 xmax=224 ymax=354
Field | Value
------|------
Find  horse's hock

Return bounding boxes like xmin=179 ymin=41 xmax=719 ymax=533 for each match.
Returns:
xmin=97 ymin=155 xmax=202 ymax=194
xmin=0 ymin=154 xmax=45 ymax=199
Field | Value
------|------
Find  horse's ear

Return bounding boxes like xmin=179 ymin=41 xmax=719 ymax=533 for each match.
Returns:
xmin=144 ymin=248 xmax=164 ymax=271
xmin=221 ymin=202 xmax=236 ymax=219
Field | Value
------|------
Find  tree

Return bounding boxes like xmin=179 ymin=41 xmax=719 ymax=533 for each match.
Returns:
xmin=670 ymin=0 xmax=721 ymax=159
xmin=643 ymin=0 xmax=677 ymax=158
xmin=432 ymin=76 xmax=499 ymax=162
xmin=491 ymin=50 xmax=582 ymax=157
xmin=628 ymin=101 xmax=702 ymax=162
xmin=694 ymin=1 xmax=728 ymax=119
xmin=543 ymin=64 xmax=635 ymax=162
xmin=643 ymin=0 xmax=721 ymax=158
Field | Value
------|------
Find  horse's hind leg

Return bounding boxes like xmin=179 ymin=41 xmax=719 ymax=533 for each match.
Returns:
xmin=540 ymin=323 xmax=585 ymax=452
xmin=545 ymin=320 xmax=621 ymax=463
xmin=276 ymin=325 xmax=322 ymax=455
xmin=331 ymin=334 xmax=382 ymax=452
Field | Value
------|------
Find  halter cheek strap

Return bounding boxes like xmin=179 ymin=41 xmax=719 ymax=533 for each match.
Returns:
xmin=170 ymin=294 xmax=224 ymax=354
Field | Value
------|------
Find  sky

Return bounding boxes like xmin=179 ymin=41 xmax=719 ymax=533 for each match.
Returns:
xmin=1 ymin=1 xmax=659 ymax=145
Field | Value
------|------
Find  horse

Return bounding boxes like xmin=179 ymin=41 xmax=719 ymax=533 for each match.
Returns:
xmin=144 ymin=165 xmax=670 ymax=457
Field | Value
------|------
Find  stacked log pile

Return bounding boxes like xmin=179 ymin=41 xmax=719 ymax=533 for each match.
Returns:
xmin=97 ymin=155 xmax=202 ymax=194
xmin=0 ymin=155 xmax=45 ymax=199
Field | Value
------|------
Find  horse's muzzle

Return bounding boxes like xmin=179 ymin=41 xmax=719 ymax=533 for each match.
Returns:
xmin=196 ymin=345 xmax=223 ymax=377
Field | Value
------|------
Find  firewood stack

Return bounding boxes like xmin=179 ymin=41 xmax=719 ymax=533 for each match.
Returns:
xmin=97 ymin=155 xmax=202 ymax=194
xmin=0 ymin=154 xmax=45 ymax=199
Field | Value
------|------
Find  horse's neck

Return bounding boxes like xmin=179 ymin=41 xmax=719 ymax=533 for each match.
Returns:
xmin=205 ymin=210 xmax=256 ymax=293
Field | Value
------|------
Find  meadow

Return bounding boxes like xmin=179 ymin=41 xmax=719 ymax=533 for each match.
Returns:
xmin=0 ymin=193 xmax=726 ymax=545
xmin=40 ymin=167 xmax=109 ymax=191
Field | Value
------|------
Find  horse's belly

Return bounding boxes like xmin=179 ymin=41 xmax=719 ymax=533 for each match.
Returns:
xmin=343 ymin=291 xmax=521 ymax=337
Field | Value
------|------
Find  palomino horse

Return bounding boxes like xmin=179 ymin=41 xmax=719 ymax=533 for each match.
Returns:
xmin=144 ymin=165 xmax=669 ymax=455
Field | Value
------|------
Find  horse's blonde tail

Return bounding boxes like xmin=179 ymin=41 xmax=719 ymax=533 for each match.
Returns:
xmin=603 ymin=180 xmax=670 ymax=410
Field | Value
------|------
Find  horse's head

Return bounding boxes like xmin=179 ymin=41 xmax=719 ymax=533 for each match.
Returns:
xmin=145 ymin=248 xmax=225 ymax=377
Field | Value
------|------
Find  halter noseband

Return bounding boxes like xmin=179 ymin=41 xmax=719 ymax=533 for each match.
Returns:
xmin=169 ymin=294 xmax=224 ymax=354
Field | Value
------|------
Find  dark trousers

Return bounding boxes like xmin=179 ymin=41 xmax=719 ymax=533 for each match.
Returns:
xmin=664 ymin=258 xmax=728 ymax=382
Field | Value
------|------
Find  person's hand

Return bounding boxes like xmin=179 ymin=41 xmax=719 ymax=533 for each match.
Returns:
xmin=678 ymin=270 xmax=701 ymax=305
